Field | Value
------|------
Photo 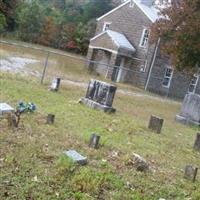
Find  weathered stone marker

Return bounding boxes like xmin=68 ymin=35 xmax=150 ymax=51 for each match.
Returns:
xmin=64 ymin=150 xmax=87 ymax=165
xmin=148 ymin=115 xmax=164 ymax=134
xmin=132 ymin=153 xmax=149 ymax=172
xmin=50 ymin=78 xmax=61 ymax=91
xmin=89 ymin=133 xmax=101 ymax=149
xmin=184 ymin=165 xmax=198 ymax=182
xmin=80 ymin=79 xmax=117 ymax=113
xmin=193 ymin=133 xmax=200 ymax=152
xmin=176 ymin=93 xmax=200 ymax=126
xmin=47 ymin=114 xmax=55 ymax=124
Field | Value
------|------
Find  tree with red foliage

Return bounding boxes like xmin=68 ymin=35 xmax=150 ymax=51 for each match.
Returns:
xmin=38 ymin=17 xmax=60 ymax=48
xmin=151 ymin=0 xmax=200 ymax=72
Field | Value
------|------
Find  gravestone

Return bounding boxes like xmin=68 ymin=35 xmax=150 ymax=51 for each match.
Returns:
xmin=193 ymin=133 xmax=200 ymax=152
xmin=0 ymin=103 xmax=14 ymax=115
xmin=64 ymin=150 xmax=87 ymax=165
xmin=132 ymin=153 xmax=149 ymax=172
xmin=148 ymin=115 xmax=164 ymax=134
xmin=184 ymin=165 xmax=198 ymax=182
xmin=89 ymin=133 xmax=101 ymax=149
xmin=80 ymin=79 xmax=117 ymax=112
xmin=176 ymin=93 xmax=200 ymax=126
xmin=50 ymin=78 xmax=61 ymax=91
xmin=47 ymin=114 xmax=55 ymax=124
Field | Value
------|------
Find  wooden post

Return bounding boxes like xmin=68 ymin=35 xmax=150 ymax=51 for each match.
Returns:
xmin=47 ymin=114 xmax=55 ymax=124
xmin=193 ymin=133 xmax=200 ymax=152
xmin=41 ymin=52 xmax=50 ymax=84
xmin=89 ymin=133 xmax=101 ymax=149
xmin=7 ymin=113 xmax=18 ymax=128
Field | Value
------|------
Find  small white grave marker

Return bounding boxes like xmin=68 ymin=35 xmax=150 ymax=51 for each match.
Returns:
xmin=64 ymin=150 xmax=87 ymax=165
xmin=0 ymin=103 xmax=14 ymax=115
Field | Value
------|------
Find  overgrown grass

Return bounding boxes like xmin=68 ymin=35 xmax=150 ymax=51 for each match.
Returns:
xmin=0 ymin=73 xmax=200 ymax=200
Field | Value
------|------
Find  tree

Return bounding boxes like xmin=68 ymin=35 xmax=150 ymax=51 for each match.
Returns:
xmin=16 ymin=0 xmax=45 ymax=42
xmin=83 ymin=0 xmax=113 ymax=22
xmin=0 ymin=0 xmax=18 ymax=31
xmin=37 ymin=16 xmax=59 ymax=47
xmin=0 ymin=13 xmax=6 ymax=33
xmin=151 ymin=0 xmax=200 ymax=71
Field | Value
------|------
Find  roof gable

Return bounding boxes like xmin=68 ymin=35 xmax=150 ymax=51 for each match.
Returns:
xmin=97 ymin=0 xmax=160 ymax=23
xmin=90 ymin=30 xmax=136 ymax=52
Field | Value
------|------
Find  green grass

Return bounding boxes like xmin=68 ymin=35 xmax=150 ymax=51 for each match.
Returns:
xmin=0 ymin=72 xmax=200 ymax=200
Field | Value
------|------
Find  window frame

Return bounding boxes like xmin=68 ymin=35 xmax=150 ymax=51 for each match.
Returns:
xmin=188 ymin=74 xmax=199 ymax=93
xmin=102 ymin=22 xmax=111 ymax=32
xmin=162 ymin=67 xmax=173 ymax=88
xmin=139 ymin=28 xmax=149 ymax=48
xmin=130 ymin=0 xmax=134 ymax=7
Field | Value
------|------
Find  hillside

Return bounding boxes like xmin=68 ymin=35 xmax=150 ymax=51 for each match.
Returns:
xmin=0 ymin=71 xmax=200 ymax=199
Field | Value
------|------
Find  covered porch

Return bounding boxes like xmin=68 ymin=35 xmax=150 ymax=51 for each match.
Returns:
xmin=87 ymin=30 xmax=136 ymax=82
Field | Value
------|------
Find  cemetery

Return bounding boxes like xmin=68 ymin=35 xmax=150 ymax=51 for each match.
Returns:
xmin=0 ymin=73 xmax=200 ymax=200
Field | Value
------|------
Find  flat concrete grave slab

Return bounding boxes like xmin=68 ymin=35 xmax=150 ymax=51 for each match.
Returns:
xmin=64 ymin=150 xmax=87 ymax=165
xmin=0 ymin=103 xmax=14 ymax=115
xmin=148 ymin=115 xmax=164 ymax=134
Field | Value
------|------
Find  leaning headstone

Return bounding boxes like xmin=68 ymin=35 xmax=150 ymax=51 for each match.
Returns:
xmin=89 ymin=133 xmax=101 ymax=149
xmin=193 ymin=133 xmax=200 ymax=152
xmin=47 ymin=114 xmax=55 ymax=124
xmin=184 ymin=165 xmax=198 ymax=182
xmin=148 ymin=115 xmax=164 ymax=134
xmin=50 ymin=78 xmax=61 ymax=91
xmin=80 ymin=79 xmax=117 ymax=113
xmin=64 ymin=150 xmax=87 ymax=165
xmin=176 ymin=93 xmax=200 ymax=126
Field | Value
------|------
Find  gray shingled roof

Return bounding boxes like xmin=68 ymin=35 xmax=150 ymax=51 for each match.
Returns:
xmin=106 ymin=30 xmax=136 ymax=52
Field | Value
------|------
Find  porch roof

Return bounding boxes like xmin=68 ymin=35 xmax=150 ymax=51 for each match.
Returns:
xmin=90 ymin=30 xmax=136 ymax=56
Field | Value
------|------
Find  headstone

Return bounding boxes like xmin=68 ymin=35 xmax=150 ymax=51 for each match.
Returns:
xmin=50 ymin=78 xmax=61 ymax=91
xmin=184 ymin=165 xmax=198 ymax=182
xmin=193 ymin=133 xmax=200 ymax=152
xmin=132 ymin=153 xmax=149 ymax=172
xmin=176 ymin=93 xmax=200 ymax=126
xmin=47 ymin=114 xmax=55 ymax=124
xmin=80 ymin=79 xmax=117 ymax=112
xmin=148 ymin=115 xmax=164 ymax=134
xmin=0 ymin=103 xmax=14 ymax=115
xmin=64 ymin=150 xmax=87 ymax=165
xmin=89 ymin=133 xmax=101 ymax=149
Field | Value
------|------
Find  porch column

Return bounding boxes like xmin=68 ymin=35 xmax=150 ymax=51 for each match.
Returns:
xmin=105 ymin=52 xmax=117 ymax=79
xmin=86 ymin=47 xmax=94 ymax=71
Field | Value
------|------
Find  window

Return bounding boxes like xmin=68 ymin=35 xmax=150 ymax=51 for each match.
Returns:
xmin=130 ymin=0 xmax=134 ymax=7
xmin=188 ymin=74 xmax=199 ymax=93
xmin=139 ymin=29 xmax=149 ymax=48
xmin=162 ymin=67 xmax=173 ymax=88
xmin=140 ymin=65 xmax=145 ymax=72
xmin=102 ymin=22 xmax=111 ymax=32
